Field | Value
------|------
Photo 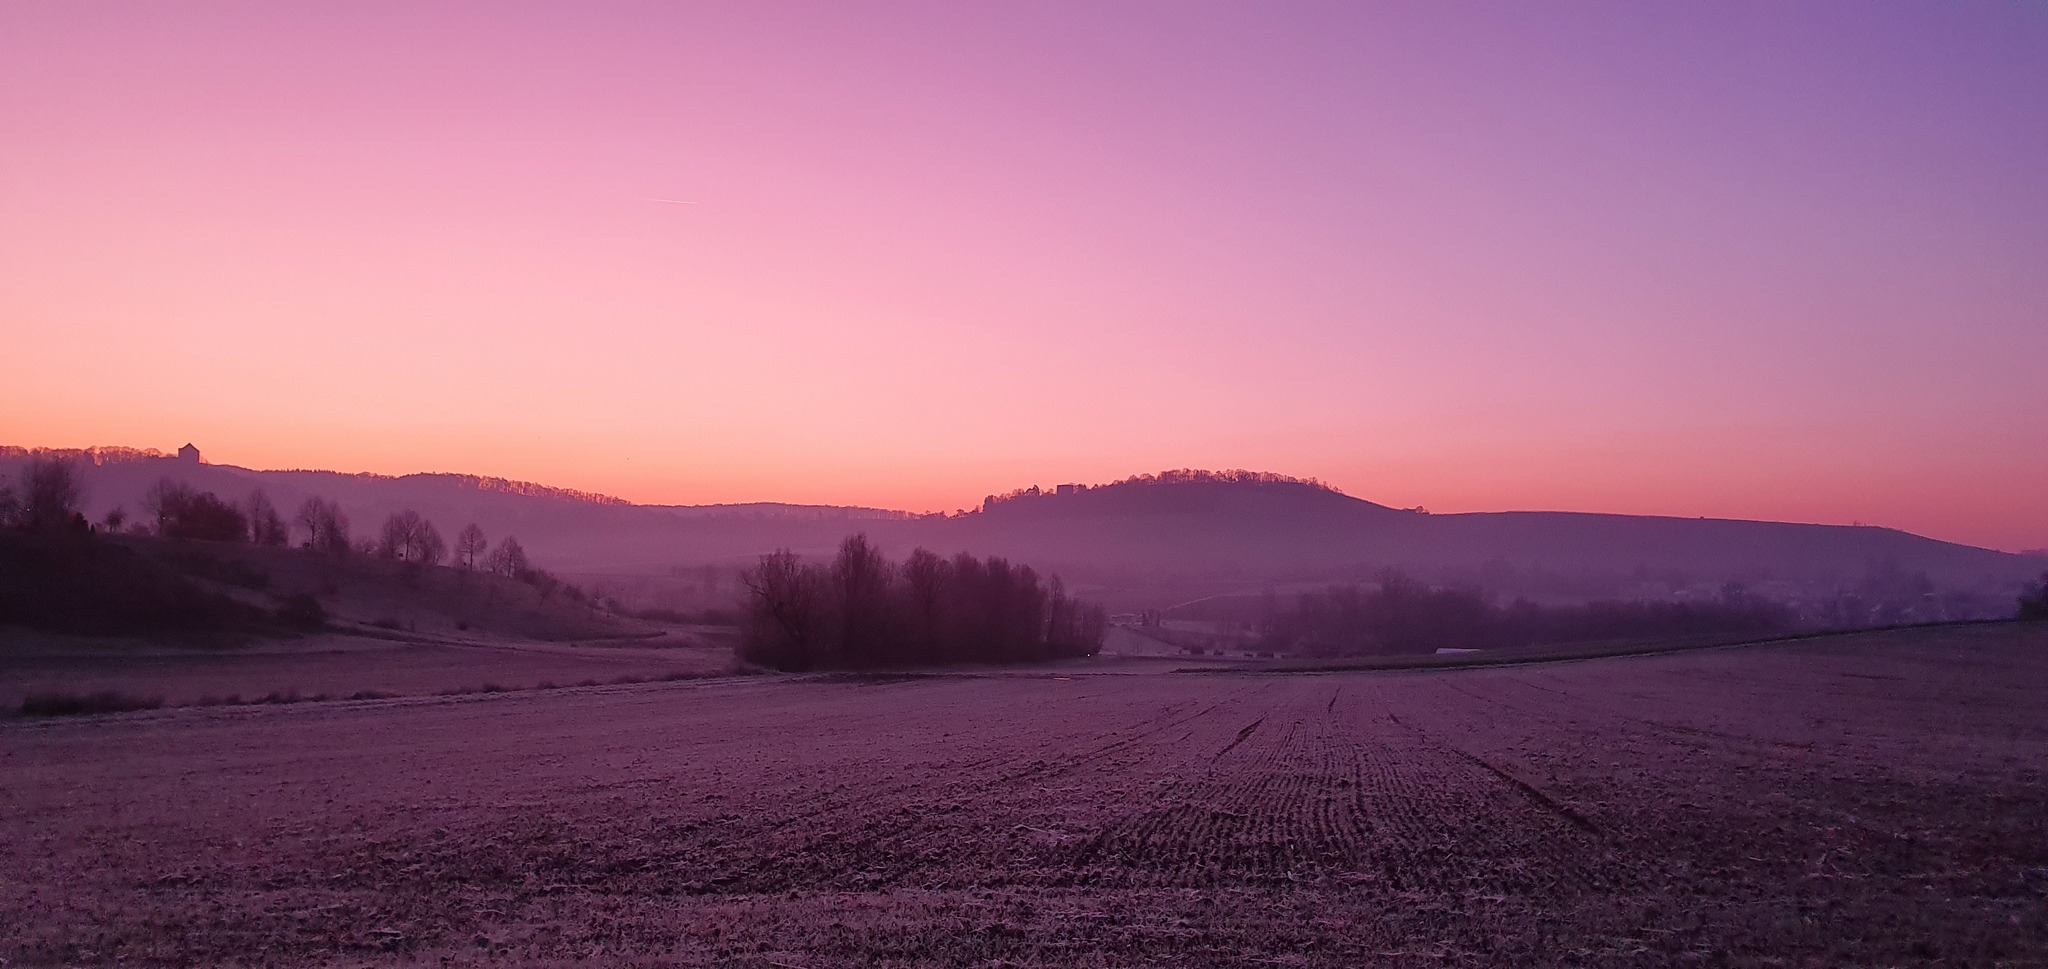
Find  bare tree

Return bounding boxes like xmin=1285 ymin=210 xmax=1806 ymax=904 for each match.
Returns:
xmin=454 ymin=523 xmax=487 ymax=570
xmin=22 ymin=457 xmax=85 ymax=532
xmin=484 ymin=535 xmax=529 ymax=578
xmin=245 ymin=490 xmax=288 ymax=547
xmin=902 ymin=547 xmax=948 ymax=664
xmin=742 ymin=548 xmax=824 ymax=670
xmin=417 ymin=520 xmax=446 ymax=568
xmin=102 ymin=506 xmax=128 ymax=534
xmin=144 ymin=479 xmax=196 ymax=535
xmin=378 ymin=510 xmax=444 ymax=564
xmin=295 ymin=497 xmax=350 ymax=554
xmin=831 ymin=533 xmax=893 ymax=664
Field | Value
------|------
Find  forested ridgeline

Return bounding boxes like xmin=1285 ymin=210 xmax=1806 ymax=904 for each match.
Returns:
xmin=741 ymin=535 xmax=1106 ymax=671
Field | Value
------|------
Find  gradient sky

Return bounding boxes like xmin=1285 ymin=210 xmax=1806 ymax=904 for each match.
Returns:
xmin=4 ymin=2 xmax=2045 ymax=550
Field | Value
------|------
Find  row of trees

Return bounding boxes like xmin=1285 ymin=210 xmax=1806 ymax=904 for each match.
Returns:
xmin=1256 ymin=575 xmax=1796 ymax=655
xmin=141 ymin=479 xmax=534 ymax=577
xmin=741 ymin=534 xmax=1106 ymax=670
xmin=0 ymin=460 xmax=546 ymax=581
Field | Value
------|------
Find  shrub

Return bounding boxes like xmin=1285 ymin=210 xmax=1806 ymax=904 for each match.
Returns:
xmin=2020 ymin=573 xmax=2048 ymax=621
xmin=274 ymin=593 xmax=327 ymax=630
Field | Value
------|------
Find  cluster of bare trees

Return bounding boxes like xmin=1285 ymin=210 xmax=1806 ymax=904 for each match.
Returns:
xmin=294 ymin=497 xmax=352 ymax=553
xmin=1255 ymin=574 xmax=1794 ymax=656
xmin=377 ymin=510 xmax=445 ymax=565
xmin=0 ymin=457 xmax=87 ymax=533
xmin=740 ymin=534 xmax=1107 ymax=671
xmin=136 ymin=479 xmax=285 ymax=544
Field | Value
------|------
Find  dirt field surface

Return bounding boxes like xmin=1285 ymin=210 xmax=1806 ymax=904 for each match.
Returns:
xmin=5 ymin=624 xmax=2046 ymax=967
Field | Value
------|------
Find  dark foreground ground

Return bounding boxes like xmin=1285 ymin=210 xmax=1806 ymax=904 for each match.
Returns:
xmin=4 ymin=624 xmax=2046 ymax=967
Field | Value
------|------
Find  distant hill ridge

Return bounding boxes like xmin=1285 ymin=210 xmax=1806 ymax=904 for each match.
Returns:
xmin=1 ymin=446 xmax=628 ymax=507
xmin=1 ymin=447 xmax=2030 ymax=590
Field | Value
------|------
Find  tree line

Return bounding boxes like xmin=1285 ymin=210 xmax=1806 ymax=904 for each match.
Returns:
xmin=0 ymin=457 xmax=543 ymax=582
xmin=1256 ymin=574 xmax=1797 ymax=656
xmin=740 ymin=534 xmax=1107 ymax=670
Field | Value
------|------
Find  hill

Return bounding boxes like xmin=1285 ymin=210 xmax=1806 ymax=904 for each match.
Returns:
xmin=0 ymin=529 xmax=651 ymax=644
xmin=4 ymin=449 xmax=2032 ymax=608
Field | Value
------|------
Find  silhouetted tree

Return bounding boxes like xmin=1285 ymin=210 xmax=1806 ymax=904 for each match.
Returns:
xmin=144 ymin=479 xmax=192 ymax=534
xmin=295 ymin=497 xmax=351 ymax=555
xmin=454 ymin=523 xmax=487 ymax=571
xmin=831 ymin=533 xmax=893 ymax=665
xmin=245 ymin=490 xmax=288 ymax=546
xmin=156 ymin=487 xmax=248 ymax=542
xmin=484 ymin=535 xmax=529 ymax=578
xmin=21 ymin=458 xmax=85 ymax=533
xmin=378 ymin=510 xmax=444 ymax=565
xmin=101 ymin=506 xmax=127 ymax=534
xmin=740 ymin=548 xmax=826 ymax=671
xmin=902 ymin=547 xmax=947 ymax=663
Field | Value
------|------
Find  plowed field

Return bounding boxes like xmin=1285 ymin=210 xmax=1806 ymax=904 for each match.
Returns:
xmin=5 ymin=624 xmax=2046 ymax=967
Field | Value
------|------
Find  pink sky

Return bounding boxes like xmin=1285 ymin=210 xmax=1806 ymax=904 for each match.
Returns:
xmin=4 ymin=3 xmax=2045 ymax=551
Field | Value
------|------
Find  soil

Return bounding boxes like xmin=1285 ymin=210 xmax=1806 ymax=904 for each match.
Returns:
xmin=4 ymin=623 xmax=2045 ymax=967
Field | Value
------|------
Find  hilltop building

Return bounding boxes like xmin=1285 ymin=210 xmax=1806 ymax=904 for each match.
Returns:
xmin=178 ymin=443 xmax=202 ymax=463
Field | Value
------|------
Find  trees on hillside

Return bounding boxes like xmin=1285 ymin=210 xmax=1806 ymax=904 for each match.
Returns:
xmin=142 ymin=477 xmax=248 ymax=542
xmin=11 ymin=458 xmax=86 ymax=532
xmin=739 ymin=534 xmax=1106 ymax=671
xmin=454 ymin=523 xmax=487 ymax=571
xmin=484 ymin=535 xmax=529 ymax=578
xmin=378 ymin=510 xmax=445 ymax=566
xmin=245 ymin=490 xmax=288 ymax=546
xmin=295 ymin=497 xmax=351 ymax=555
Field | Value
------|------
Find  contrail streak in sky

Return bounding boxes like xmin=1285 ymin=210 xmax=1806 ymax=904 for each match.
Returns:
xmin=648 ymin=198 xmax=700 ymax=205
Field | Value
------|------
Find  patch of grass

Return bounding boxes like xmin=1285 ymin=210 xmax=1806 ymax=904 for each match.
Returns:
xmin=370 ymin=617 xmax=404 ymax=630
xmin=346 ymin=690 xmax=396 ymax=701
xmin=19 ymin=691 xmax=164 ymax=718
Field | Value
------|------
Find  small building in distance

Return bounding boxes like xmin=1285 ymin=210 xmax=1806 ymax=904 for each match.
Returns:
xmin=178 ymin=443 xmax=202 ymax=464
